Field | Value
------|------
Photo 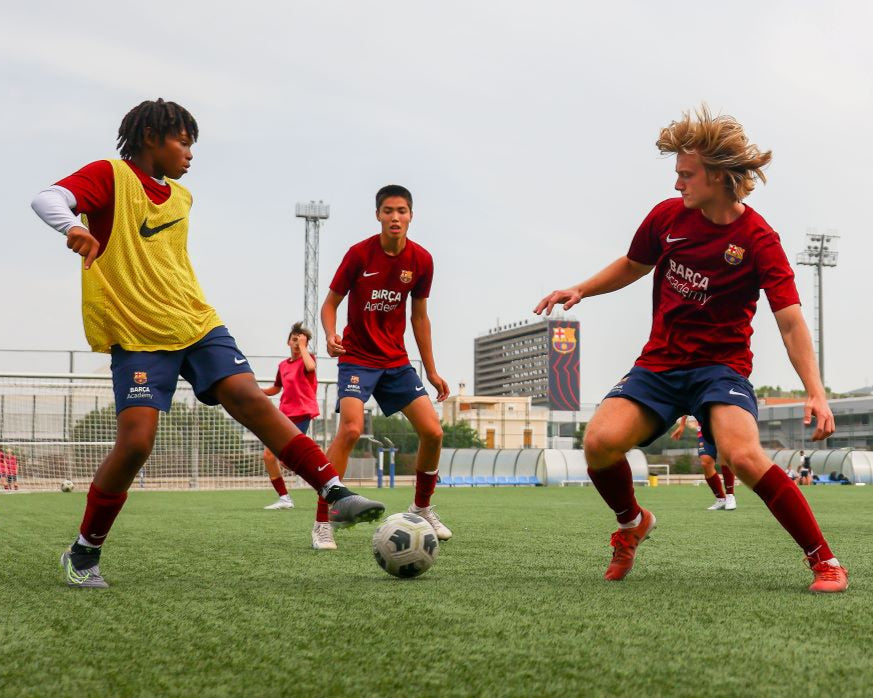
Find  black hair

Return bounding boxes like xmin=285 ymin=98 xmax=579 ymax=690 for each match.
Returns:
xmin=288 ymin=321 xmax=312 ymax=342
xmin=376 ymin=184 xmax=413 ymax=210
xmin=117 ymin=99 xmax=199 ymax=159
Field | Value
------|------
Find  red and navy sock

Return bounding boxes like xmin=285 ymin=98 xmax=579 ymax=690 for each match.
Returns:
xmin=753 ymin=465 xmax=833 ymax=563
xmin=278 ymin=434 xmax=338 ymax=492
xmin=721 ymin=465 xmax=735 ymax=495
xmin=270 ymin=476 xmax=288 ymax=497
xmin=588 ymin=458 xmax=641 ymax=525
xmin=78 ymin=483 xmax=128 ymax=547
xmin=414 ymin=470 xmax=438 ymax=508
xmin=705 ymin=474 xmax=725 ymax=499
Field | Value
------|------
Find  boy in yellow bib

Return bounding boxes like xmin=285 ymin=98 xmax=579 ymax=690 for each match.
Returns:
xmin=32 ymin=98 xmax=384 ymax=588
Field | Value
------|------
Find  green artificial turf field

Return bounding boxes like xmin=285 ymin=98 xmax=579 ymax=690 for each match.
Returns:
xmin=1 ymin=485 xmax=871 ymax=697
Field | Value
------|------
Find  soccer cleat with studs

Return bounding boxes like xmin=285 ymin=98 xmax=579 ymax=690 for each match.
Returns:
xmin=326 ymin=486 xmax=385 ymax=529
xmin=311 ymin=522 xmax=338 ymax=550
xmin=806 ymin=557 xmax=848 ymax=593
xmin=408 ymin=504 xmax=452 ymax=540
xmin=264 ymin=497 xmax=295 ymax=510
xmin=60 ymin=544 xmax=108 ymax=589
xmin=724 ymin=494 xmax=737 ymax=511
xmin=707 ymin=498 xmax=726 ymax=511
xmin=604 ymin=509 xmax=657 ymax=581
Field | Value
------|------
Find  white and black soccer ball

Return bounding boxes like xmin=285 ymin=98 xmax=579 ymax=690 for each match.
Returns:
xmin=60 ymin=480 xmax=75 ymax=493
xmin=372 ymin=512 xmax=439 ymax=578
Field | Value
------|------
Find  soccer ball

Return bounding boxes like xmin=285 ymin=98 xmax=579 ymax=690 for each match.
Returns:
xmin=372 ymin=513 xmax=439 ymax=578
xmin=60 ymin=480 xmax=75 ymax=493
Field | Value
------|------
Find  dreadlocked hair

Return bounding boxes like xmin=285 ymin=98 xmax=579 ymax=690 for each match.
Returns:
xmin=117 ymin=99 xmax=199 ymax=159
xmin=656 ymin=104 xmax=772 ymax=201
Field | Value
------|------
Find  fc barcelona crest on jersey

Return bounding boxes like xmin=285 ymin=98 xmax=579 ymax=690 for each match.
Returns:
xmin=400 ymin=270 xmax=413 ymax=284
xmin=133 ymin=371 xmax=148 ymax=385
xmin=552 ymin=326 xmax=577 ymax=354
xmin=724 ymin=243 xmax=745 ymax=266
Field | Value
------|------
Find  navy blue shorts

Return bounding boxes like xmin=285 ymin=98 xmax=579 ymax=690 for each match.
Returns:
xmin=110 ymin=326 xmax=253 ymax=414
xmin=336 ymin=362 xmax=426 ymax=416
xmin=291 ymin=417 xmax=311 ymax=435
xmin=697 ymin=432 xmax=717 ymax=459
xmin=604 ymin=365 xmax=757 ymax=446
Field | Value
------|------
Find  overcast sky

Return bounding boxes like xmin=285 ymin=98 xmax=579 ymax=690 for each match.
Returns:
xmin=3 ymin=1 xmax=871 ymax=401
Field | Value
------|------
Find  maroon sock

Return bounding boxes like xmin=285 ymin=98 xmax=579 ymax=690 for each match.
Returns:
xmin=721 ymin=465 xmax=735 ymax=495
xmin=79 ymin=483 xmax=128 ymax=546
xmin=270 ymin=476 xmax=288 ymax=497
xmin=705 ymin=474 xmax=725 ymax=499
xmin=753 ymin=465 xmax=833 ymax=562
xmin=278 ymin=434 xmax=338 ymax=492
xmin=315 ymin=497 xmax=330 ymax=523
xmin=588 ymin=458 xmax=641 ymax=524
xmin=414 ymin=470 xmax=438 ymax=508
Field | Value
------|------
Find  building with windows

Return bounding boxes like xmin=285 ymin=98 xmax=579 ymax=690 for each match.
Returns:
xmin=474 ymin=317 xmax=590 ymax=447
xmin=441 ymin=389 xmax=548 ymax=449
xmin=758 ymin=396 xmax=873 ymax=450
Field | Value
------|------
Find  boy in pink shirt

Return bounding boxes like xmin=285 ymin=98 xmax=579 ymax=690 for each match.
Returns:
xmin=261 ymin=323 xmax=319 ymax=511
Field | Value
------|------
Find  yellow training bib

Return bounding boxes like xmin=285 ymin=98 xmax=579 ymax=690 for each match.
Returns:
xmin=81 ymin=160 xmax=221 ymax=352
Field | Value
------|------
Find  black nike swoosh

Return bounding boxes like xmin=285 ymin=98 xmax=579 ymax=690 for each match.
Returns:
xmin=139 ymin=217 xmax=184 ymax=238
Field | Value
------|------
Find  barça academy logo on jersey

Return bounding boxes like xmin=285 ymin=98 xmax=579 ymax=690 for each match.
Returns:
xmin=133 ymin=371 xmax=148 ymax=385
xmin=552 ymin=326 xmax=577 ymax=355
xmin=724 ymin=243 xmax=745 ymax=266
xmin=400 ymin=270 xmax=413 ymax=284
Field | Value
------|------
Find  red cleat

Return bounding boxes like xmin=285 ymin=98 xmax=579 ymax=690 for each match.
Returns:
xmin=806 ymin=558 xmax=849 ymax=593
xmin=604 ymin=509 xmax=657 ymax=581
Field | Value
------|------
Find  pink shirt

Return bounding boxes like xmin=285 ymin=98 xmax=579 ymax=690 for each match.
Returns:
xmin=274 ymin=357 xmax=319 ymax=420
xmin=3 ymin=454 xmax=17 ymax=475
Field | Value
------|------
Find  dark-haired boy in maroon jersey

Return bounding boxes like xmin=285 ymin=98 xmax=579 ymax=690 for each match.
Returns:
xmin=318 ymin=185 xmax=451 ymax=551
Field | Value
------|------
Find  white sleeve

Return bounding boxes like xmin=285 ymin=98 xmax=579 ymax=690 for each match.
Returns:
xmin=31 ymin=185 xmax=84 ymax=235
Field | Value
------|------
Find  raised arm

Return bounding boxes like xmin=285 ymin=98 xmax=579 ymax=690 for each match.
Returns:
xmin=320 ymin=290 xmax=346 ymax=357
xmin=774 ymin=304 xmax=834 ymax=440
xmin=410 ymin=297 xmax=449 ymax=401
xmin=298 ymin=335 xmax=316 ymax=372
xmin=534 ymin=256 xmax=654 ymax=315
xmin=31 ymin=186 xmax=100 ymax=269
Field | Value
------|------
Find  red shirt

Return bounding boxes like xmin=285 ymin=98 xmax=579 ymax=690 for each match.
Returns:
xmin=56 ymin=160 xmax=172 ymax=259
xmin=330 ymin=235 xmax=433 ymax=368
xmin=627 ymin=198 xmax=800 ymax=377
xmin=274 ymin=357 xmax=319 ymax=420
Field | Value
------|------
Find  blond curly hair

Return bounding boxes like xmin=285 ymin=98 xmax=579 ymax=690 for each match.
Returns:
xmin=657 ymin=105 xmax=772 ymax=201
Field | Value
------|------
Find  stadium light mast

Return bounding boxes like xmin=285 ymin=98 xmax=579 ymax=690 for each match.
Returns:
xmin=796 ymin=229 xmax=839 ymax=388
xmin=295 ymin=200 xmax=330 ymax=352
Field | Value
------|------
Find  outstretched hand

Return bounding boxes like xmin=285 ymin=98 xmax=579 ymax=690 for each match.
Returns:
xmin=805 ymin=394 xmax=835 ymax=441
xmin=534 ymin=287 xmax=582 ymax=316
xmin=67 ymin=226 xmax=100 ymax=270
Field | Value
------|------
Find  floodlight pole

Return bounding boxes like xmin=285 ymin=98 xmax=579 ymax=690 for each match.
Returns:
xmin=796 ymin=229 xmax=839 ymax=389
xmin=295 ymin=201 xmax=330 ymax=352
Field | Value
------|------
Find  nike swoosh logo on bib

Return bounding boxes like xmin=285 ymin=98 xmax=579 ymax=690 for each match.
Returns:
xmin=139 ymin=217 xmax=184 ymax=238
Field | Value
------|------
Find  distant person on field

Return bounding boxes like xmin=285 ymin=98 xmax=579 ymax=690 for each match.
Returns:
xmin=3 ymin=450 xmax=19 ymax=490
xmin=786 ymin=464 xmax=799 ymax=481
xmin=261 ymin=322 xmax=320 ymax=510
xmin=671 ymin=416 xmax=737 ymax=510
xmin=31 ymin=98 xmax=383 ymax=589
xmin=534 ymin=105 xmax=846 ymax=592
xmin=798 ymin=451 xmax=813 ymax=486
xmin=0 ymin=449 xmax=7 ymax=489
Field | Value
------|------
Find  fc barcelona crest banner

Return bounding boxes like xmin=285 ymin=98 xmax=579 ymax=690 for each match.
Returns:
xmin=548 ymin=321 xmax=580 ymax=410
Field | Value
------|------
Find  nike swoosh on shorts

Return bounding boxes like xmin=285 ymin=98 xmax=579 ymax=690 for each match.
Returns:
xmin=139 ymin=217 xmax=184 ymax=238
